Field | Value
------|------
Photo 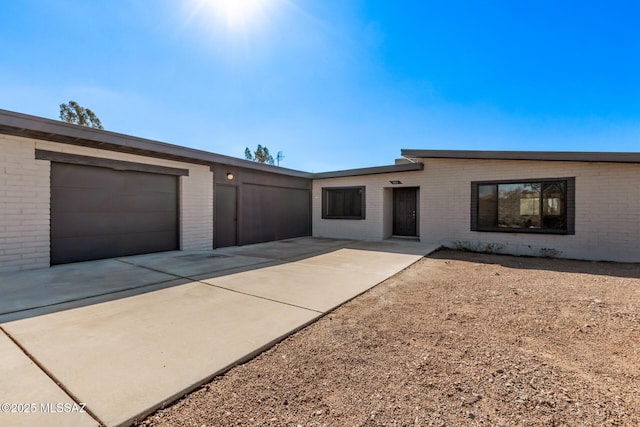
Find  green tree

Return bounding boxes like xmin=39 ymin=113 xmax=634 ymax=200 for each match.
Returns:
xmin=244 ymin=147 xmax=253 ymax=161
xmin=59 ymin=101 xmax=103 ymax=129
xmin=244 ymin=144 xmax=275 ymax=165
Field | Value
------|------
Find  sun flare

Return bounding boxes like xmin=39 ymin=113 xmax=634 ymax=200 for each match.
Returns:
xmin=206 ymin=0 xmax=271 ymax=30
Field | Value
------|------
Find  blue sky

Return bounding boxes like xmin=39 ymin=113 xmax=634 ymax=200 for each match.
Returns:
xmin=2 ymin=1 xmax=639 ymax=171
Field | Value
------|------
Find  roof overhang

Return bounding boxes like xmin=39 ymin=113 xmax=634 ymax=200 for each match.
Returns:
xmin=312 ymin=162 xmax=424 ymax=179
xmin=0 ymin=109 xmax=313 ymax=178
xmin=401 ymin=149 xmax=640 ymax=164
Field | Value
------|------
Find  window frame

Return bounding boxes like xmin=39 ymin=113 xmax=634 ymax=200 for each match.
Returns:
xmin=470 ymin=177 xmax=575 ymax=235
xmin=321 ymin=186 xmax=366 ymax=220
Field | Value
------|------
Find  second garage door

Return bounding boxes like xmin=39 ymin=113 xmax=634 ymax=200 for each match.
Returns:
xmin=51 ymin=162 xmax=179 ymax=265
xmin=240 ymin=183 xmax=311 ymax=245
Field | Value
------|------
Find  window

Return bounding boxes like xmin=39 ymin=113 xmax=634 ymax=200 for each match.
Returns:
xmin=471 ymin=178 xmax=574 ymax=234
xmin=322 ymin=186 xmax=365 ymax=219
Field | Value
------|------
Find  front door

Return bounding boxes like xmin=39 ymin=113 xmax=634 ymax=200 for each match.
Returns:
xmin=393 ymin=187 xmax=418 ymax=237
xmin=215 ymin=185 xmax=237 ymax=248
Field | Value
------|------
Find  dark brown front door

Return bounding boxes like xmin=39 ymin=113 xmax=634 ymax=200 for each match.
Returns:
xmin=393 ymin=187 xmax=418 ymax=236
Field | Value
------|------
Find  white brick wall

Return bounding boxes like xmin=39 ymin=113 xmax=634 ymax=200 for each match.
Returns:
xmin=420 ymin=158 xmax=640 ymax=262
xmin=0 ymin=135 xmax=213 ymax=272
xmin=313 ymin=159 xmax=640 ymax=262
xmin=179 ymin=167 xmax=213 ymax=251
xmin=4 ymin=131 xmax=638 ymax=269
xmin=0 ymin=137 xmax=50 ymax=272
xmin=312 ymin=171 xmax=425 ymax=240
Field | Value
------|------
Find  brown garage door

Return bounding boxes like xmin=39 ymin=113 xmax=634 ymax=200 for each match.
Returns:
xmin=51 ymin=162 xmax=179 ymax=265
xmin=240 ymin=184 xmax=311 ymax=245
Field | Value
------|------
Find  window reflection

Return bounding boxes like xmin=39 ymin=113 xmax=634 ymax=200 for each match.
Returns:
xmin=473 ymin=179 xmax=569 ymax=232
xmin=498 ymin=183 xmax=541 ymax=228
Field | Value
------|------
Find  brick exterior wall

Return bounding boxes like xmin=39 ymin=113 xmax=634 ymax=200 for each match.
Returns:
xmin=3 ymin=130 xmax=638 ymax=270
xmin=312 ymin=170 xmax=425 ymax=240
xmin=179 ymin=167 xmax=213 ymax=251
xmin=0 ymin=135 xmax=213 ymax=272
xmin=0 ymin=137 xmax=50 ymax=272
xmin=420 ymin=158 xmax=640 ymax=262
xmin=313 ymin=158 xmax=640 ymax=262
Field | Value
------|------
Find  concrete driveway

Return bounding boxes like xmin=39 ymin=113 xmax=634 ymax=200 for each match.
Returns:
xmin=0 ymin=237 xmax=438 ymax=427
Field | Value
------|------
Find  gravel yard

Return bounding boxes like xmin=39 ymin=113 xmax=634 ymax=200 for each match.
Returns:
xmin=141 ymin=249 xmax=640 ymax=426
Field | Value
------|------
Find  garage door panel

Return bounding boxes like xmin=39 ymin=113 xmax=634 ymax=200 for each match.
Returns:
xmin=51 ymin=163 xmax=179 ymax=265
xmin=52 ymin=188 xmax=177 ymax=213
xmin=51 ymin=231 xmax=178 ymax=265
xmin=51 ymin=212 xmax=178 ymax=239
xmin=241 ymin=185 xmax=310 ymax=244
xmin=52 ymin=165 xmax=177 ymax=193
xmin=52 ymin=164 xmax=128 ymax=190
xmin=132 ymin=173 xmax=178 ymax=192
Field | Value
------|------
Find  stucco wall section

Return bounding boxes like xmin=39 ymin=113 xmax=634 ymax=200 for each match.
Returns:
xmin=0 ymin=135 xmax=213 ymax=272
xmin=312 ymin=170 xmax=424 ymax=240
xmin=418 ymin=158 xmax=640 ymax=262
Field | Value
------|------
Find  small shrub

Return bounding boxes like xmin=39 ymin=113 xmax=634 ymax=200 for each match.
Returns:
xmin=452 ymin=241 xmax=505 ymax=254
xmin=539 ymin=247 xmax=561 ymax=258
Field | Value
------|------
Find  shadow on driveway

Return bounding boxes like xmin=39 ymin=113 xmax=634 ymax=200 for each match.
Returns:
xmin=0 ymin=237 xmax=433 ymax=323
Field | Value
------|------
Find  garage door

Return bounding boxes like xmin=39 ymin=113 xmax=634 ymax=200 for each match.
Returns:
xmin=51 ymin=162 xmax=179 ymax=265
xmin=241 ymin=184 xmax=311 ymax=245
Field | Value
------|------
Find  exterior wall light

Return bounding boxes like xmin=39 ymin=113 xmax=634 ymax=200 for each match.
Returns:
xmin=226 ymin=172 xmax=234 ymax=180
xmin=389 ymin=180 xmax=402 ymax=185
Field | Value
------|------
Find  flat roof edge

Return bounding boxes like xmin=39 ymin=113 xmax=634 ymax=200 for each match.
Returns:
xmin=0 ymin=109 xmax=312 ymax=178
xmin=401 ymin=149 xmax=640 ymax=164
xmin=313 ymin=162 xmax=424 ymax=179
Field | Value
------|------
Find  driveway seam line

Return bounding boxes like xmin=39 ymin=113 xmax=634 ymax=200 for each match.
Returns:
xmin=115 ymin=258 xmax=278 ymax=278
xmin=0 ymin=325 xmax=106 ymax=426
xmin=195 ymin=280 xmax=324 ymax=314
xmin=114 ymin=259 xmax=194 ymax=278
xmin=116 ymin=259 xmax=324 ymax=314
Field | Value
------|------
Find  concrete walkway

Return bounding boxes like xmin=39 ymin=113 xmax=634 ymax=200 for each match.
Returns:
xmin=0 ymin=238 xmax=438 ymax=427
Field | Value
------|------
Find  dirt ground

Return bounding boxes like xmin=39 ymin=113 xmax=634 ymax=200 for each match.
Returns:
xmin=141 ymin=250 xmax=640 ymax=426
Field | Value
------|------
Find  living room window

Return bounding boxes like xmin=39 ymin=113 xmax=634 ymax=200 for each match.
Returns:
xmin=471 ymin=178 xmax=575 ymax=234
xmin=322 ymin=186 xmax=365 ymax=219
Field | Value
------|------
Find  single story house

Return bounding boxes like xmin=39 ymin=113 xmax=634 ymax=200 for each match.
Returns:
xmin=1 ymin=108 xmax=638 ymax=272
xmin=313 ymin=150 xmax=639 ymax=263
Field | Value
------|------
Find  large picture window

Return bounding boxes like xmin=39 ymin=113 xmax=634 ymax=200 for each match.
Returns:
xmin=471 ymin=178 xmax=574 ymax=234
xmin=322 ymin=186 xmax=365 ymax=219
